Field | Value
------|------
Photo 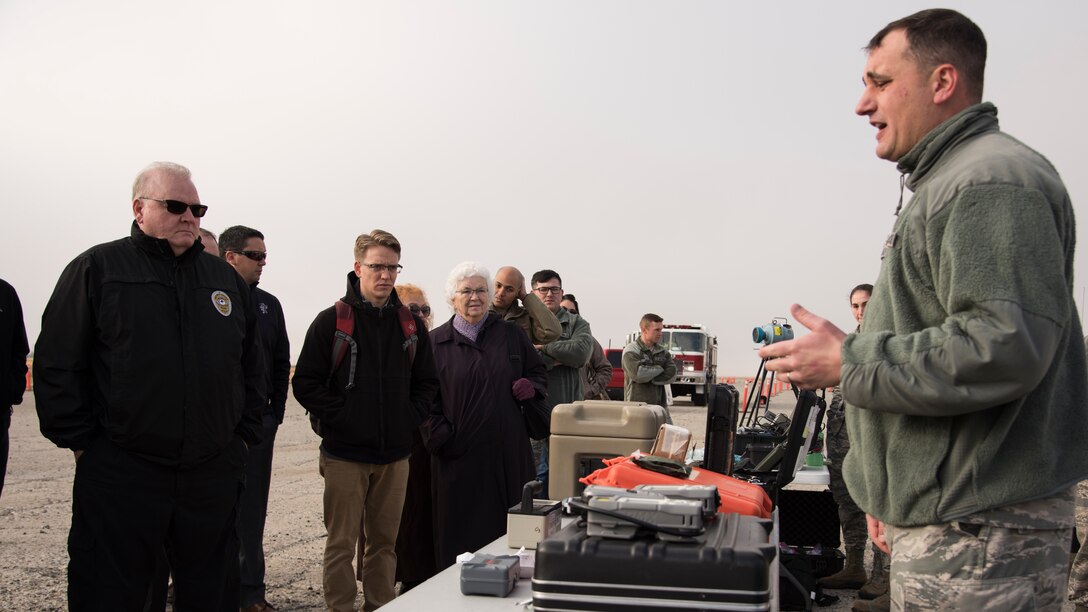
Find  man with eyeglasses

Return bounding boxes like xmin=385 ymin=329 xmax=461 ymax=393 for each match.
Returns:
xmin=34 ymin=162 xmax=267 ymax=610
xmin=529 ymin=270 xmax=593 ymax=491
xmin=293 ymin=229 xmax=438 ymax=612
xmin=220 ymin=225 xmax=291 ymax=612
xmin=491 ymin=266 xmax=561 ymax=346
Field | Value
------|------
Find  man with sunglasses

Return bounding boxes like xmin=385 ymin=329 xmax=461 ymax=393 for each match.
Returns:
xmin=34 ymin=162 xmax=266 ymax=610
xmin=491 ymin=266 xmax=561 ymax=346
xmin=220 ymin=225 xmax=291 ymax=612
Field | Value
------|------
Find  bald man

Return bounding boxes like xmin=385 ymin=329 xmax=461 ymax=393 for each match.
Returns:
xmin=490 ymin=265 xmax=561 ymax=345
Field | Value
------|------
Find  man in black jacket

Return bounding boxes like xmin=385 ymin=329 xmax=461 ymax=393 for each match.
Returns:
xmin=293 ymin=229 xmax=438 ymax=612
xmin=0 ymin=278 xmax=29 ymax=499
xmin=34 ymin=162 xmax=266 ymax=611
xmin=220 ymin=224 xmax=291 ymax=612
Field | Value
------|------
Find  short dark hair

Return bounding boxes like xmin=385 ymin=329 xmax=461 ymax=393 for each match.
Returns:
xmin=850 ymin=284 xmax=874 ymax=300
xmin=868 ymin=9 xmax=986 ymax=101
xmin=640 ymin=313 xmax=663 ymax=328
xmin=561 ymin=293 xmax=580 ymax=314
xmin=219 ymin=225 xmax=264 ymax=258
xmin=531 ymin=269 xmax=561 ymax=287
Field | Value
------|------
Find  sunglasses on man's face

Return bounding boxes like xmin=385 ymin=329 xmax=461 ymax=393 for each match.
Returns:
xmin=409 ymin=304 xmax=432 ymax=316
xmin=230 ymin=250 xmax=267 ymax=262
xmin=141 ymin=197 xmax=208 ymax=218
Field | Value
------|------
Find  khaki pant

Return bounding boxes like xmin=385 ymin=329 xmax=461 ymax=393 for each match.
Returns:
xmin=320 ymin=454 xmax=409 ymax=612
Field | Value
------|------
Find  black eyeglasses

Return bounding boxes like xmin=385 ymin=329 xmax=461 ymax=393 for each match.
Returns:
xmin=230 ymin=250 xmax=267 ymax=262
xmin=533 ymin=286 xmax=563 ymax=295
xmin=409 ymin=304 xmax=432 ymax=316
xmin=139 ymin=197 xmax=208 ymax=218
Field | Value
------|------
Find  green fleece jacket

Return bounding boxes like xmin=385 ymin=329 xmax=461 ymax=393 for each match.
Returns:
xmin=539 ymin=308 xmax=593 ymax=408
xmin=842 ymin=103 xmax=1088 ymax=527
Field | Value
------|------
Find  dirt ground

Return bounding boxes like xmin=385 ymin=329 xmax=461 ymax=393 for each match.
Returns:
xmin=4 ymin=394 xmax=1075 ymax=611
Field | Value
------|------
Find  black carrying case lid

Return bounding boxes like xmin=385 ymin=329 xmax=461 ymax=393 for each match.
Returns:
xmin=532 ymin=513 xmax=775 ymax=610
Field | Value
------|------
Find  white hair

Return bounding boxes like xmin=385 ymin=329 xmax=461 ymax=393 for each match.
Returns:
xmin=132 ymin=161 xmax=192 ymax=199
xmin=445 ymin=261 xmax=492 ymax=307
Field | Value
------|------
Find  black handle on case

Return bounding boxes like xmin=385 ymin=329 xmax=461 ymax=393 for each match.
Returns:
xmin=521 ymin=480 xmax=543 ymax=512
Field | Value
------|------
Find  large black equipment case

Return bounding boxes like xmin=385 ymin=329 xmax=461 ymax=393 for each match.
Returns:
xmin=734 ymin=390 xmax=822 ymax=506
xmin=532 ymin=513 xmax=776 ymax=611
xmin=702 ymin=383 xmax=740 ymax=475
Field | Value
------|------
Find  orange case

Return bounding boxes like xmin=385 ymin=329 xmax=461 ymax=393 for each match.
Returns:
xmin=580 ymin=454 xmax=773 ymax=519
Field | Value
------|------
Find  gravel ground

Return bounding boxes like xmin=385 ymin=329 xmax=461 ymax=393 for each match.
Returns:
xmin=2 ymin=393 xmax=1075 ymax=610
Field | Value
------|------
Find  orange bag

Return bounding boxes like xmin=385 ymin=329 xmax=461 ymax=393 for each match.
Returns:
xmin=580 ymin=454 xmax=772 ymax=519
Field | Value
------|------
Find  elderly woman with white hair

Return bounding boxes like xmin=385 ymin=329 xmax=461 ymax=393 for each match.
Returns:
xmin=422 ymin=262 xmax=548 ymax=569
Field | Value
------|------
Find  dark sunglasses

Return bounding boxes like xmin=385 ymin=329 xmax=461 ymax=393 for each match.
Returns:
xmin=409 ymin=304 xmax=431 ymax=316
xmin=140 ymin=197 xmax=208 ymax=218
xmin=230 ymin=250 xmax=267 ymax=262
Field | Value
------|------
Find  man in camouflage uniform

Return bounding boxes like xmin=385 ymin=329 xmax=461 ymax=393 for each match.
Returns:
xmin=761 ymin=9 xmax=1086 ymax=610
xmin=1070 ymin=336 xmax=1088 ymax=611
xmin=819 ymin=285 xmax=890 ymax=607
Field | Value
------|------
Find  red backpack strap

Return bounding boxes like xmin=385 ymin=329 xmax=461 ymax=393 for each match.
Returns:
xmin=397 ymin=305 xmax=418 ymax=366
xmin=329 ymin=300 xmax=358 ymax=390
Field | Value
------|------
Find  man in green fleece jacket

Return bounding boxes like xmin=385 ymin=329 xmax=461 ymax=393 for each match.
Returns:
xmin=529 ymin=269 xmax=594 ymax=490
xmin=760 ymin=9 xmax=1087 ymax=610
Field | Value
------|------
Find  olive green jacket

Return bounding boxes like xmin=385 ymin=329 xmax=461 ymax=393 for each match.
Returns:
xmin=621 ymin=337 xmax=676 ymax=406
xmin=539 ymin=308 xmax=593 ymax=407
xmin=842 ymin=103 xmax=1088 ymax=526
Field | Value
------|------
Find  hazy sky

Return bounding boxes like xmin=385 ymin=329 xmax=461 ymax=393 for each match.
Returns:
xmin=2 ymin=1 xmax=1086 ymax=377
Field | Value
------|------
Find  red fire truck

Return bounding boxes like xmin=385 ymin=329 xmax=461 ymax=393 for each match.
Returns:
xmin=622 ymin=324 xmax=718 ymax=406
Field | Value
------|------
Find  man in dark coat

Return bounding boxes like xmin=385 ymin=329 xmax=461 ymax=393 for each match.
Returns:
xmin=0 ymin=278 xmax=29 ymax=499
xmin=220 ymin=224 xmax=292 ymax=612
xmin=34 ymin=161 xmax=266 ymax=610
xmin=292 ymin=229 xmax=438 ymax=612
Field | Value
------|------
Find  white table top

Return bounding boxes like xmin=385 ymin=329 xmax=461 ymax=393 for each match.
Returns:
xmin=381 ymin=532 xmax=538 ymax=611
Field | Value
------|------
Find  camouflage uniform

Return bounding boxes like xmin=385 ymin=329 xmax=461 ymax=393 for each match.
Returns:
xmin=1069 ymin=479 xmax=1088 ymax=606
xmin=887 ymin=487 xmax=1074 ymax=610
xmin=827 ymin=385 xmax=889 ymax=581
xmin=1070 ymin=335 xmax=1088 ymax=608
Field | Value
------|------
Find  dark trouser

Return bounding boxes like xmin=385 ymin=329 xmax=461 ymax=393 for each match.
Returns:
xmin=826 ymin=406 xmax=888 ymax=578
xmin=238 ymin=415 xmax=279 ymax=607
xmin=0 ymin=406 xmax=10 ymax=498
xmin=68 ymin=435 xmax=246 ymax=612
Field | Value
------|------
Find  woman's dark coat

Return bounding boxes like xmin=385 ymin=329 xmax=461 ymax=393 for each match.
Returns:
xmin=422 ymin=313 xmax=547 ymax=569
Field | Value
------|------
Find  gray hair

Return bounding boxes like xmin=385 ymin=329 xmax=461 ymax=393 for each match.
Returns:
xmin=445 ymin=261 xmax=492 ymax=307
xmin=132 ymin=161 xmax=192 ymax=199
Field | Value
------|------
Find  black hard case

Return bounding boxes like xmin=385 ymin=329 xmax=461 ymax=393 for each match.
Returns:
xmin=532 ymin=513 xmax=776 ymax=611
xmin=702 ymin=383 xmax=740 ymax=475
